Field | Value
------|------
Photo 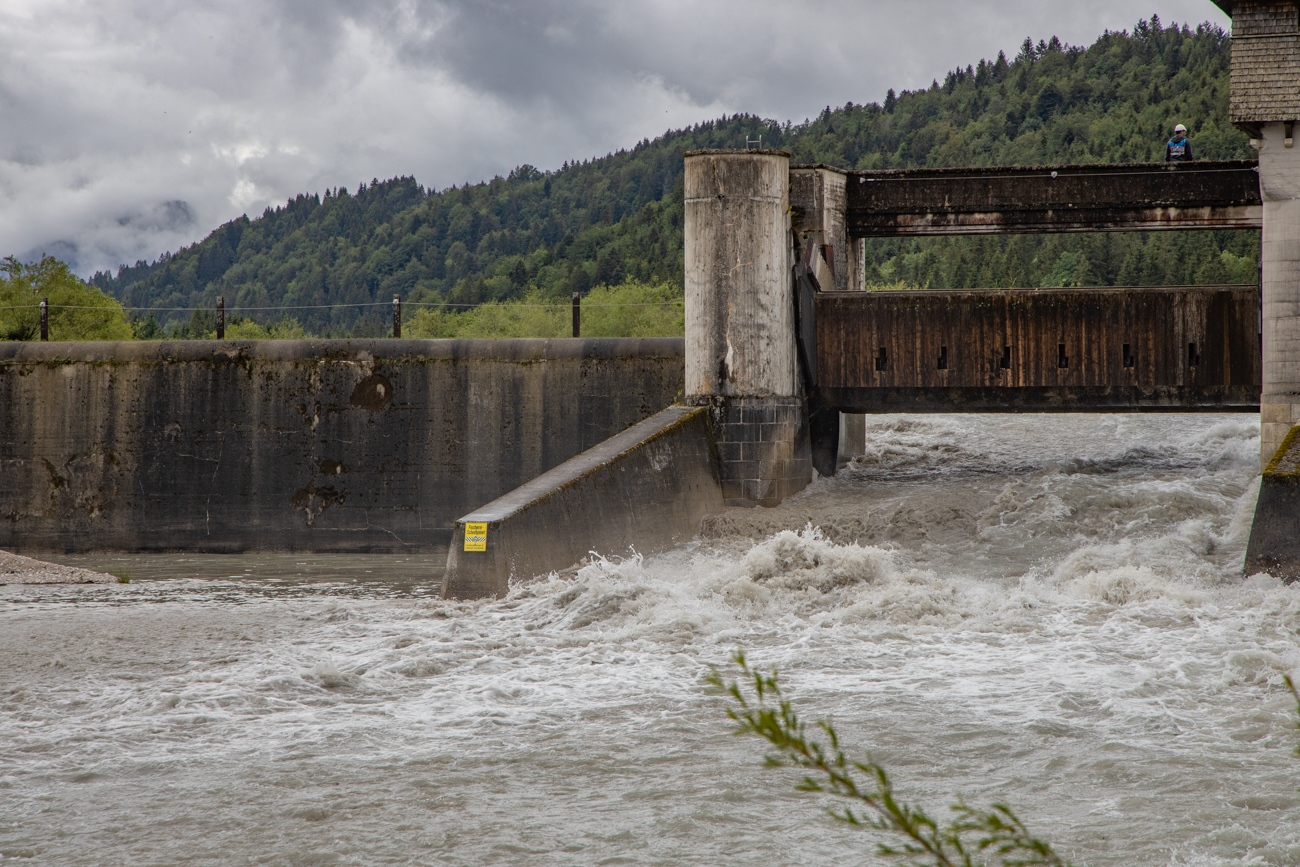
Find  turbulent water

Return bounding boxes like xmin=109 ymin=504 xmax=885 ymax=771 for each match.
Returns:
xmin=4 ymin=414 xmax=1300 ymax=866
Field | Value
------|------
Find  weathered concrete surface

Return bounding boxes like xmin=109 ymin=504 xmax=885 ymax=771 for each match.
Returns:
xmin=705 ymin=397 xmax=812 ymax=506
xmin=845 ymin=161 xmax=1262 ymax=236
xmin=1255 ymin=122 xmax=1300 ymax=467
xmin=684 ymin=149 xmax=811 ymax=506
xmin=441 ymin=405 xmax=723 ymax=599
xmin=1245 ymin=425 xmax=1300 ymax=582
xmin=790 ymin=165 xmax=851 ymax=291
xmin=0 ymin=338 xmax=683 ymax=553
xmin=838 ymin=413 xmax=866 ymax=464
xmin=816 ymin=285 xmax=1261 ymax=411
xmin=684 ymin=149 xmax=797 ymax=398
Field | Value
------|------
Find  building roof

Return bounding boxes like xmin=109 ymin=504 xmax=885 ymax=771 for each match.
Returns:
xmin=1212 ymin=0 xmax=1296 ymax=15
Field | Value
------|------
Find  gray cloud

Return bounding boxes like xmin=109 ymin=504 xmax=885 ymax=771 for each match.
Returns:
xmin=0 ymin=0 xmax=1229 ymax=277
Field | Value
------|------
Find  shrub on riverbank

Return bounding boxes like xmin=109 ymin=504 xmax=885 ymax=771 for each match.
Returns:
xmin=406 ymin=279 xmax=683 ymax=339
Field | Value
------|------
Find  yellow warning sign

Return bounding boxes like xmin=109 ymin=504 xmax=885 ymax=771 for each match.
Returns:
xmin=464 ymin=522 xmax=488 ymax=552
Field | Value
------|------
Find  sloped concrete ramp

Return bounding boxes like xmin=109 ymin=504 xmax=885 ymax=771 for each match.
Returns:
xmin=441 ymin=405 xmax=722 ymax=599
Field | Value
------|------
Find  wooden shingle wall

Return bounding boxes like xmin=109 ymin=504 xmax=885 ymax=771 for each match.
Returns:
xmin=1230 ymin=1 xmax=1300 ymax=127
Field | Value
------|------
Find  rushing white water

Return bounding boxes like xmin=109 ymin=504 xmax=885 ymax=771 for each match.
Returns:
xmin=4 ymin=414 xmax=1300 ymax=866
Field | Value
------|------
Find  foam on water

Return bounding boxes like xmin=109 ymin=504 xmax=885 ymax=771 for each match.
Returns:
xmin=3 ymin=414 xmax=1300 ymax=866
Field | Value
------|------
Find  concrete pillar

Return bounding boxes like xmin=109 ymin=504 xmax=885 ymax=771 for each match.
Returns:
xmin=1258 ymin=122 xmax=1300 ymax=468
xmin=789 ymin=165 xmax=849 ymax=290
xmin=790 ymin=164 xmax=865 ymax=471
xmin=838 ymin=412 xmax=865 ymax=465
xmin=684 ymin=149 xmax=811 ymax=506
xmin=849 ymin=237 xmax=865 ymax=293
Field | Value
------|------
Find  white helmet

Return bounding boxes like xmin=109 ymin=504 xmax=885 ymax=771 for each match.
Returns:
xmin=1174 ymin=123 xmax=1187 ymax=133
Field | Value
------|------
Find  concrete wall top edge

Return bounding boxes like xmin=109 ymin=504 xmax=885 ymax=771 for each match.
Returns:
xmin=791 ymin=164 xmax=849 ymax=175
xmin=683 ymin=149 xmax=791 ymax=158
xmin=0 ymin=337 xmax=685 ymax=365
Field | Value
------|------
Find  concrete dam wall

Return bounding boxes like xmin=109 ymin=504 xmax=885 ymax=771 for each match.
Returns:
xmin=0 ymin=338 xmax=684 ymax=554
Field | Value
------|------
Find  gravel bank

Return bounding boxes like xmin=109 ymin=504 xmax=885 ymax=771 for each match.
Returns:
xmin=0 ymin=550 xmax=120 ymax=584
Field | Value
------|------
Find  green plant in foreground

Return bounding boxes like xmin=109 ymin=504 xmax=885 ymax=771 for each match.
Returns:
xmin=708 ymin=650 xmax=1072 ymax=867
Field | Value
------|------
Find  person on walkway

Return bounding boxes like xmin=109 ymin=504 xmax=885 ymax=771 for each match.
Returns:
xmin=1166 ymin=123 xmax=1195 ymax=162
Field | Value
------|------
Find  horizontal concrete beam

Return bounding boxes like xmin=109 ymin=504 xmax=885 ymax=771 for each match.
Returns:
xmin=845 ymin=161 xmax=1262 ymax=236
xmin=0 ymin=336 xmax=686 ymax=365
xmin=1246 ymin=425 xmax=1300 ymax=582
xmin=817 ymin=286 xmax=1261 ymax=395
xmin=818 ymin=385 xmax=1260 ymax=413
xmin=441 ymin=405 xmax=723 ymax=599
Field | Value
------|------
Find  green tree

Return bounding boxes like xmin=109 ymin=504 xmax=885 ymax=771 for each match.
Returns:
xmin=0 ymin=256 xmax=133 ymax=341
xmin=131 ymin=312 xmax=162 ymax=339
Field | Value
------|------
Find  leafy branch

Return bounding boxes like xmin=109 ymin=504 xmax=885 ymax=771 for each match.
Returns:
xmin=708 ymin=650 xmax=1072 ymax=867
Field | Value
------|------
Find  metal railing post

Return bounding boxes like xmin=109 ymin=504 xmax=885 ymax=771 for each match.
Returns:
xmin=216 ymin=296 xmax=225 ymax=339
xmin=39 ymin=298 xmax=48 ymax=341
xmin=393 ymin=297 xmax=401 ymax=338
xmin=571 ymin=293 xmax=580 ymax=337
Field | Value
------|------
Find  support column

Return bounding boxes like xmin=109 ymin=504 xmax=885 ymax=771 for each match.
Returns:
xmin=1258 ymin=122 xmax=1300 ymax=468
xmin=838 ymin=412 xmax=866 ymax=465
xmin=790 ymin=164 xmax=864 ymax=473
xmin=1223 ymin=0 xmax=1300 ymax=576
xmin=685 ymin=149 xmax=811 ymax=507
xmin=789 ymin=165 xmax=849 ymax=290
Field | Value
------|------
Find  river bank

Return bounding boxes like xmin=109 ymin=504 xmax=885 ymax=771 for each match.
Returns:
xmin=0 ymin=549 xmax=119 ymax=584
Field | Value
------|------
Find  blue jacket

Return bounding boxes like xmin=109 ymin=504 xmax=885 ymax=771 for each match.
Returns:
xmin=1166 ymin=135 xmax=1194 ymax=161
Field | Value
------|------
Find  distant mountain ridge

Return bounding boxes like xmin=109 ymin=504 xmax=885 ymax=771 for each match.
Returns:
xmin=92 ymin=16 xmax=1257 ymax=336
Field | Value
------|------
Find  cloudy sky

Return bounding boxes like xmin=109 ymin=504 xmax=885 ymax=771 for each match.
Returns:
xmin=0 ymin=0 xmax=1229 ymax=278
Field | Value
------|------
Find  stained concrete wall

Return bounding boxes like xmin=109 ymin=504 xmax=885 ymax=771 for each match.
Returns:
xmin=1256 ymin=122 xmax=1300 ymax=467
xmin=790 ymin=165 xmax=850 ymax=291
xmin=0 ymin=338 xmax=684 ymax=554
xmin=683 ymin=149 xmax=797 ymax=399
xmin=1245 ymin=424 xmax=1300 ymax=582
xmin=442 ymin=405 xmax=722 ymax=599
xmin=683 ymin=149 xmax=812 ymax=507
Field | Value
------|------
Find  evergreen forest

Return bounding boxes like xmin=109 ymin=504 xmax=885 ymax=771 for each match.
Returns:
xmin=88 ymin=16 xmax=1257 ymax=337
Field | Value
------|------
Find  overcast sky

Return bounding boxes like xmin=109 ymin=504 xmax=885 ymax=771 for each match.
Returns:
xmin=0 ymin=0 xmax=1229 ymax=278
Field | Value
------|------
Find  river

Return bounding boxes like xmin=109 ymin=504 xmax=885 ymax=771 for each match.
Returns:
xmin=3 ymin=414 xmax=1299 ymax=866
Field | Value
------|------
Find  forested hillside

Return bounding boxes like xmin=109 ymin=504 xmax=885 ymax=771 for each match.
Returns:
xmin=92 ymin=16 xmax=1256 ymax=336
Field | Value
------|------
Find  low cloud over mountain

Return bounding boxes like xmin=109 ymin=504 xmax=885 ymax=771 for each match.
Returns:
xmin=0 ymin=0 xmax=1227 ymax=277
